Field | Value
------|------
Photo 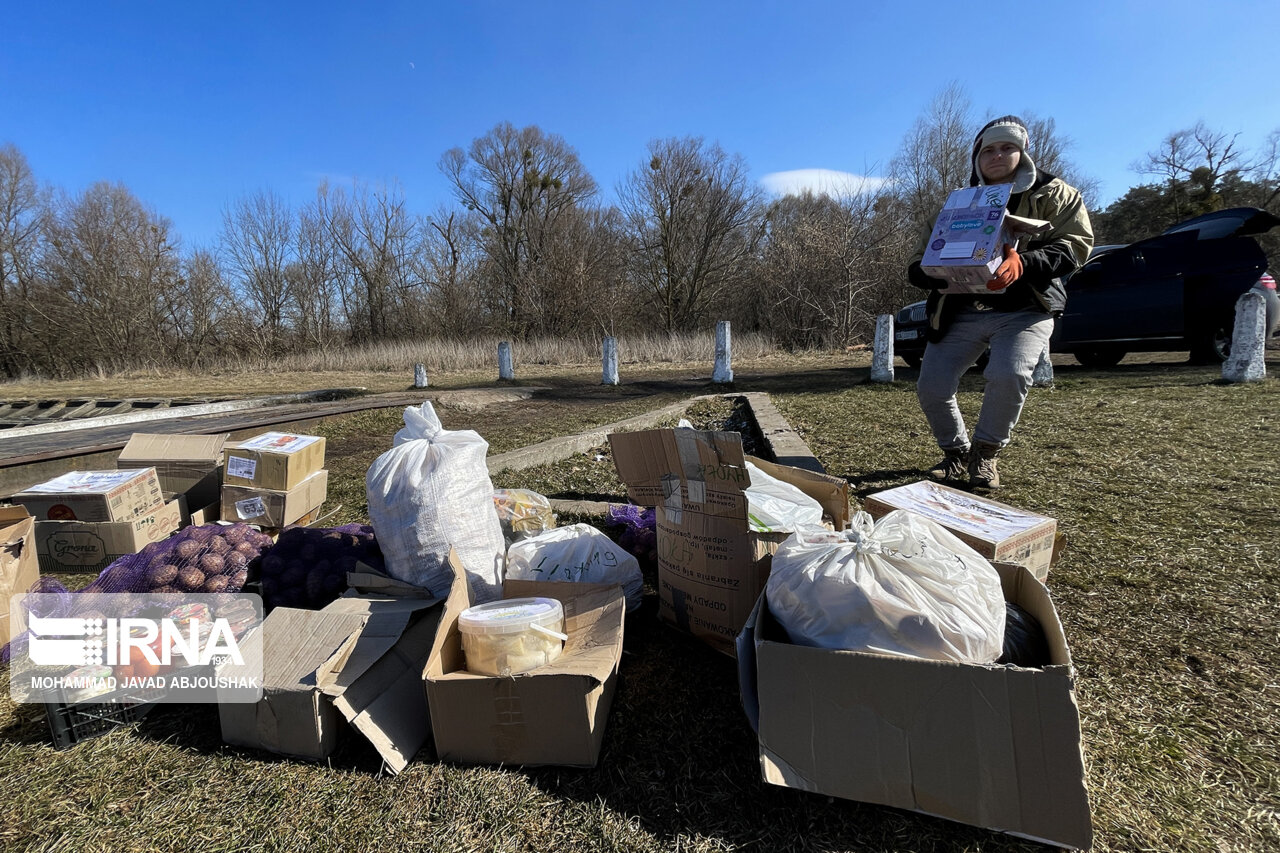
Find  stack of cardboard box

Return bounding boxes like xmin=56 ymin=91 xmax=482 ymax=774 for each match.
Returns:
xmin=117 ymin=433 xmax=227 ymax=527
xmin=609 ymin=426 xmax=849 ymax=657
xmin=221 ymin=431 xmax=328 ymax=528
xmin=12 ymin=468 xmax=181 ymax=573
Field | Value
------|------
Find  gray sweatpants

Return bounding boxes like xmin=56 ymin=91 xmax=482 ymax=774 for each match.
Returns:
xmin=917 ymin=308 xmax=1054 ymax=450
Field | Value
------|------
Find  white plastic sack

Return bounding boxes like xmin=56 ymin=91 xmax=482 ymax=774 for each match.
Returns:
xmin=505 ymin=523 xmax=644 ymax=612
xmin=765 ymin=509 xmax=1006 ymax=664
xmin=366 ymin=402 xmax=505 ymax=602
xmin=744 ymin=460 xmax=824 ymax=533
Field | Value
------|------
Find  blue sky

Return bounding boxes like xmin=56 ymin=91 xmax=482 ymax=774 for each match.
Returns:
xmin=4 ymin=1 xmax=1278 ymax=249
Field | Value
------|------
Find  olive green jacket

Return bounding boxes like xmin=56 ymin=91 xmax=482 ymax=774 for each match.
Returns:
xmin=907 ymin=171 xmax=1094 ymax=341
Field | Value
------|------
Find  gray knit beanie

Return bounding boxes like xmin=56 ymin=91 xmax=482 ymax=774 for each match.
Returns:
xmin=969 ymin=115 xmax=1037 ymax=193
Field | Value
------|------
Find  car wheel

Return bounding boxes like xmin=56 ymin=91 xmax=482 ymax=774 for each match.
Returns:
xmin=1189 ymin=317 xmax=1232 ymax=364
xmin=901 ymin=354 xmax=922 ymax=368
xmin=1073 ymin=348 xmax=1126 ymax=368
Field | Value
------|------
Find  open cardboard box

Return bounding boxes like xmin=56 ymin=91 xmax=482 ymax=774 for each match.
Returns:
xmin=0 ymin=506 xmax=38 ymax=646
xmin=610 ymin=427 xmax=849 ymax=656
xmin=424 ymin=556 xmax=626 ymax=768
xmin=218 ymin=591 xmax=443 ymax=774
xmin=736 ymin=561 xmax=1091 ymax=850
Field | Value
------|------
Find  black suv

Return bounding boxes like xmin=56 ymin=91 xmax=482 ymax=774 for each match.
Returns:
xmin=894 ymin=207 xmax=1280 ymax=367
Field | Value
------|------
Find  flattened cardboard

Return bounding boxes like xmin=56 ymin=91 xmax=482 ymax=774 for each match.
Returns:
xmin=223 ymin=432 xmax=326 ymax=491
xmin=218 ymin=594 xmax=442 ymax=773
xmin=736 ymin=562 xmax=1091 ymax=850
xmin=864 ymin=480 xmax=1057 ymax=581
xmin=609 ymin=427 xmax=849 ymax=656
xmin=424 ymin=553 xmax=626 ymax=768
xmin=221 ymin=470 xmax=328 ymax=527
xmin=33 ymin=499 xmax=183 ymax=573
xmin=0 ymin=506 xmax=38 ymax=646
xmin=13 ymin=468 xmax=165 ymax=523
xmin=118 ymin=433 xmax=227 ymax=510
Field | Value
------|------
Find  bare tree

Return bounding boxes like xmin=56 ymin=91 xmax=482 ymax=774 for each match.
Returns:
xmin=1022 ymin=114 xmax=1102 ymax=210
xmin=755 ymin=189 xmax=902 ymax=348
xmin=221 ymin=190 xmax=294 ymax=355
xmin=40 ymin=182 xmax=181 ymax=374
xmin=619 ymin=136 xmax=763 ymax=333
xmin=888 ymin=84 xmax=974 ymax=237
xmin=1135 ymin=121 xmax=1248 ymax=218
xmin=414 ymin=206 xmax=489 ymax=337
xmin=168 ymin=248 xmax=233 ymax=366
xmin=523 ymin=204 xmax=629 ymax=337
xmin=440 ymin=122 xmax=597 ymax=337
xmin=289 ymin=194 xmax=339 ymax=349
xmin=0 ymin=143 xmax=46 ymax=376
xmin=319 ymin=179 xmax=420 ymax=341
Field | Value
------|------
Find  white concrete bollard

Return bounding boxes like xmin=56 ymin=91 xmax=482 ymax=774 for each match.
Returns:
xmin=870 ymin=314 xmax=894 ymax=383
xmin=713 ymin=321 xmax=733 ymax=384
xmin=602 ymin=336 xmax=619 ymax=385
xmin=1222 ymin=290 xmax=1266 ymax=383
xmin=1032 ymin=344 xmax=1054 ymax=387
xmin=413 ymin=363 xmax=429 ymax=389
xmin=497 ymin=341 xmax=514 ymax=381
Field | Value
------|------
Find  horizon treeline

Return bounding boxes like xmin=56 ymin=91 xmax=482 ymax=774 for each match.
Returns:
xmin=1 ymin=87 xmax=1276 ymax=380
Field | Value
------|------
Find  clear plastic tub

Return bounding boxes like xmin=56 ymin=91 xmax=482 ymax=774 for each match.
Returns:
xmin=458 ymin=597 xmax=567 ymax=676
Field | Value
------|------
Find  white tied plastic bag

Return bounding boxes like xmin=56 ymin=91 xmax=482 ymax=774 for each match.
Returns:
xmin=743 ymin=460 xmax=824 ymax=532
xmin=505 ymin=523 xmax=644 ymax=611
xmin=765 ymin=509 xmax=1006 ymax=664
xmin=365 ymin=402 xmax=505 ymax=602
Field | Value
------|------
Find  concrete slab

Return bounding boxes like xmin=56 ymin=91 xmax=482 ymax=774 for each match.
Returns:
xmin=486 ymin=397 xmax=703 ymax=475
xmin=738 ymin=392 xmax=827 ymax=473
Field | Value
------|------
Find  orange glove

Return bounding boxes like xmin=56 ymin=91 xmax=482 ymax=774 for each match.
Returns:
xmin=985 ymin=244 xmax=1023 ymax=290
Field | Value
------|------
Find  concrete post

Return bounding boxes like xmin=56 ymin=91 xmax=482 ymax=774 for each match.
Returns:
xmin=1032 ymin=344 xmax=1054 ymax=387
xmin=1222 ymin=290 xmax=1266 ymax=382
xmin=712 ymin=321 xmax=733 ymax=384
xmin=870 ymin=314 xmax=894 ymax=383
xmin=413 ymin=363 xmax=429 ymax=389
xmin=497 ymin=341 xmax=514 ymax=381
xmin=602 ymin=336 xmax=619 ymax=385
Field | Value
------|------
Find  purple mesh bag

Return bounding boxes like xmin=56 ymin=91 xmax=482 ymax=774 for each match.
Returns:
xmin=1 ymin=523 xmax=273 ymax=662
xmin=257 ymin=523 xmax=383 ymax=610
xmin=606 ymin=504 xmax=658 ymax=566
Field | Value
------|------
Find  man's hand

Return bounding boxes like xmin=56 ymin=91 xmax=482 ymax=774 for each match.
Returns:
xmin=985 ymin=244 xmax=1023 ymax=290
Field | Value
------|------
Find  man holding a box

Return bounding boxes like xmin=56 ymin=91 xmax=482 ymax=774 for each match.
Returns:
xmin=906 ymin=116 xmax=1093 ymax=489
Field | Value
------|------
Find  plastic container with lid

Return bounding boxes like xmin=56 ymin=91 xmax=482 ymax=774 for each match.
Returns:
xmin=458 ymin=597 xmax=568 ymax=676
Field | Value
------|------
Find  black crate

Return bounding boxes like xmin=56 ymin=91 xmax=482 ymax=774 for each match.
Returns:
xmin=41 ymin=665 xmax=207 ymax=749
xmin=44 ymin=695 xmax=161 ymax=749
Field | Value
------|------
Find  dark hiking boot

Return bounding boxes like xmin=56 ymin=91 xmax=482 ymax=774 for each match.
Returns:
xmin=969 ymin=442 xmax=1002 ymax=489
xmin=926 ymin=446 xmax=970 ymax=482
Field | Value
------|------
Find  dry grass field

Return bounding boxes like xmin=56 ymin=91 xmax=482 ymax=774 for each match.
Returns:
xmin=1 ymin=350 xmax=1277 ymax=852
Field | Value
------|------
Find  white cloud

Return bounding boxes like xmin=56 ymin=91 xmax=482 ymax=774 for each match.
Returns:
xmin=759 ymin=169 xmax=891 ymax=198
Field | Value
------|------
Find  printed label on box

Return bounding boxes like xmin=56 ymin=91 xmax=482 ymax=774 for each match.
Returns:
xmin=238 ymin=432 xmax=321 ymax=453
xmin=227 ymin=457 xmax=257 ymax=480
xmin=235 ymin=498 xmax=266 ymax=520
